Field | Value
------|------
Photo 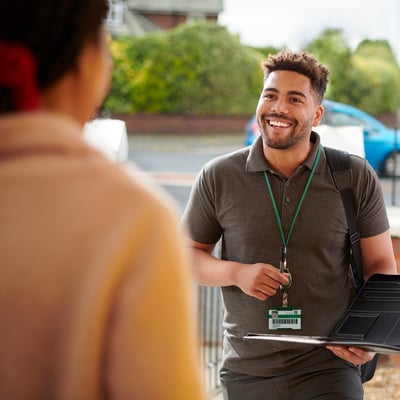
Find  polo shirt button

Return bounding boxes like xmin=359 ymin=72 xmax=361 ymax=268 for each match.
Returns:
xmin=285 ymin=197 xmax=290 ymax=203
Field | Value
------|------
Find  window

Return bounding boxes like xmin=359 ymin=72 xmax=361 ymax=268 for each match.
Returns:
xmin=187 ymin=12 xmax=207 ymax=23
xmin=323 ymin=110 xmax=366 ymax=128
xmin=105 ymin=0 xmax=125 ymax=26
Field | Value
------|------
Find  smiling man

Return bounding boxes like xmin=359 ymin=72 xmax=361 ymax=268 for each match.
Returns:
xmin=181 ymin=50 xmax=397 ymax=400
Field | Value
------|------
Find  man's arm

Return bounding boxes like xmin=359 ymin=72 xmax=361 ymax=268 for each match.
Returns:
xmin=360 ymin=229 xmax=397 ymax=279
xmin=327 ymin=229 xmax=397 ymax=366
xmin=189 ymin=239 xmax=289 ymax=301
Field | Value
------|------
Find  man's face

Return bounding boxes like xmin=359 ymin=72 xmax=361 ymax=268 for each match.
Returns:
xmin=256 ymin=70 xmax=323 ymax=150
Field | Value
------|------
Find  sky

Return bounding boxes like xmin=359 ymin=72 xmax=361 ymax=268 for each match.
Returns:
xmin=218 ymin=0 xmax=400 ymax=58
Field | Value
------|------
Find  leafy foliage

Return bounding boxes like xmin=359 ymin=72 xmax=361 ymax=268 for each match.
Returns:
xmin=304 ymin=29 xmax=359 ymax=105
xmin=104 ymin=23 xmax=400 ymax=116
xmin=351 ymin=40 xmax=400 ymax=114
xmin=104 ymin=22 xmax=263 ymax=115
xmin=304 ymin=30 xmax=400 ymax=114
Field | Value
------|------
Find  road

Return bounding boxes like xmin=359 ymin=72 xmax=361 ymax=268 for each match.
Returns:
xmin=127 ymin=132 xmax=400 ymax=212
xmin=127 ymin=132 xmax=244 ymax=213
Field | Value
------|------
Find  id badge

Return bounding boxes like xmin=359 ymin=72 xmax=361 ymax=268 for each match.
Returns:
xmin=268 ymin=307 xmax=302 ymax=330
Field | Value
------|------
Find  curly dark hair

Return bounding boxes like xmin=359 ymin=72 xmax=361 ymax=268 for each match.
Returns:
xmin=261 ymin=50 xmax=330 ymax=104
xmin=0 ymin=0 xmax=109 ymax=111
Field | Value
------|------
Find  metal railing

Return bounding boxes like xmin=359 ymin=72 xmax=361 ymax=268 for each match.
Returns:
xmin=199 ymin=285 xmax=224 ymax=394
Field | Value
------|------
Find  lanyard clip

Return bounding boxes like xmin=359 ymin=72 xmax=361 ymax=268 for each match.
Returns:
xmin=280 ymin=246 xmax=287 ymax=273
xmin=280 ymin=246 xmax=292 ymax=289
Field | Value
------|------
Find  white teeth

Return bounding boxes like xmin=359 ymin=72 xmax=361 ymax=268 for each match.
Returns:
xmin=269 ymin=120 xmax=290 ymax=128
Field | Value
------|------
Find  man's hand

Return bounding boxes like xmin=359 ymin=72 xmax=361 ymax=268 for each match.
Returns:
xmin=235 ymin=263 xmax=289 ymax=301
xmin=326 ymin=345 xmax=376 ymax=366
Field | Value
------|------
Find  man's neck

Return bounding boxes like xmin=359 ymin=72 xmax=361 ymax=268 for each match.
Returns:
xmin=263 ymin=140 xmax=314 ymax=178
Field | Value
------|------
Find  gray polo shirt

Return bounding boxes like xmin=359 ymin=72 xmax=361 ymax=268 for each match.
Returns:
xmin=182 ymin=132 xmax=388 ymax=377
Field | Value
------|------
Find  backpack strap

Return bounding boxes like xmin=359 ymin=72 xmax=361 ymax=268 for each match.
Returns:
xmin=324 ymin=147 xmax=379 ymax=384
xmin=324 ymin=147 xmax=364 ymax=291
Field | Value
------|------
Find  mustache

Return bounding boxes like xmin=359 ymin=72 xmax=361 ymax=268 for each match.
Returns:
xmin=261 ymin=113 xmax=294 ymax=122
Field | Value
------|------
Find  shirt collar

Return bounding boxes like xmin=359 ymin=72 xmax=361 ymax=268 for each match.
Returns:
xmin=245 ymin=131 xmax=322 ymax=173
xmin=0 ymin=111 xmax=92 ymax=158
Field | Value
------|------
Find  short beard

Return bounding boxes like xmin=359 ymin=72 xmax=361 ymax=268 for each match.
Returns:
xmin=266 ymin=128 xmax=308 ymax=150
xmin=259 ymin=116 xmax=312 ymax=150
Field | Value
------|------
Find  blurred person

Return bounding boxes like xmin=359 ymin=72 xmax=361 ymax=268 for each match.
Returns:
xmin=181 ymin=50 xmax=397 ymax=400
xmin=0 ymin=1 xmax=205 ymax=399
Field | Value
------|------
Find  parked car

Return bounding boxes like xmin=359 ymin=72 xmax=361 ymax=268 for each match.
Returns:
xmin=83 ymin=118 xmax=129 ymax=163
xmin=245 ymin=99 xmax=400 ymax=176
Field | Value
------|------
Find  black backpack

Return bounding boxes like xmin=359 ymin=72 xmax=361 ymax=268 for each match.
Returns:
xmin=325 ymin=147 xmax=379 ymax=383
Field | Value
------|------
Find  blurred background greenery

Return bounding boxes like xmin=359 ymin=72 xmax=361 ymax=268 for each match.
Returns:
xmin=104 ymin=21 xmax=400 ymax=118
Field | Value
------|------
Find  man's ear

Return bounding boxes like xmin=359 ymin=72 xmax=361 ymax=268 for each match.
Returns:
xmin=312 ymin=104 xmax=324 ymax=127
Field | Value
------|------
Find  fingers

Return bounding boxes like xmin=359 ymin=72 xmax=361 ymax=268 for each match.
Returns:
xmin=253 ymin=285 xmax=279 ymax=301
xmin=237 ymin=263 xmax=290 ymax=300
xmin=326 ymin=345 xmax=376 ymax=365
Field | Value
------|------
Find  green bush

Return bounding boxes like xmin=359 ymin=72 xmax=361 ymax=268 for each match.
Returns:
xmin=351 ymin=40 xmax=400 ymax=114
xmin=104 ymin=21 xmax=264 ymax=116
xmin=305 ymin=30 xmax=400 ymax=114
xmin=104 ymin=24 xmax=400 ymax=117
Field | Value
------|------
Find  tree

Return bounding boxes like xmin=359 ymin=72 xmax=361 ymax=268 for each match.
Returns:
xmin=104 ymin=23 xmax=400 ymax=117
xmin=305 ymin=30 xmax=400 ymax=114
xmin=247 ymin=45 xmax=281 ymax=58
xmin=304 ymin=29 xmax=356 ymax=104
xmin=104 ymin=34 xmax=167 ymax=113
xmin=351 ymin=40 xmax=400 ymax=114
xmin=104 ymin=22 xmax=264 ymax=116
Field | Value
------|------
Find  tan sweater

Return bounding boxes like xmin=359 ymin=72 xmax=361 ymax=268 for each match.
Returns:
xmin=0 ymin=112 xmax=205 ymax=400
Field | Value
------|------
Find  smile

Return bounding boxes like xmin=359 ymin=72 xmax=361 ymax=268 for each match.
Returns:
xmin=268 ymin=119 xmax=291 ymax=128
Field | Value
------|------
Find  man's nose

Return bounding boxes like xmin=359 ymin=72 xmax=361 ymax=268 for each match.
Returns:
xmin=271 ymin=100 xmax=289 ymax=113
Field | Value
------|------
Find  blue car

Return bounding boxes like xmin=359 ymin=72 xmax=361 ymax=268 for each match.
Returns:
xmin=245 ymin=99 xmax=400 ymax=176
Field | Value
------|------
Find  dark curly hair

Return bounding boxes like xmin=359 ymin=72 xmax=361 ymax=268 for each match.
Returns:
xmin=261 ymin=50 xmax=330 ymax=104
xmin=0 ymin=0 xmax=109 ymax=111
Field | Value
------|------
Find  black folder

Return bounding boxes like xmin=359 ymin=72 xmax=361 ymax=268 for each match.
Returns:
xmin=244 ymin=274 xmax=400 ymax=354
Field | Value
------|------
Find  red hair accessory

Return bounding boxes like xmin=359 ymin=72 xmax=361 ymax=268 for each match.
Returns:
xmin=0 ymin=40 xmax=41 ymax=111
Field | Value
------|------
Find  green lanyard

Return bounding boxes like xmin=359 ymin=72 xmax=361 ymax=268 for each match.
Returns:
xmin=263 ymin=144 xmax=322 ymax=258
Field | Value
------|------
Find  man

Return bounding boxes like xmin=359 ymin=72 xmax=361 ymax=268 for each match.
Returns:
xmin=181 ymin=50 xmax=397 ymax=399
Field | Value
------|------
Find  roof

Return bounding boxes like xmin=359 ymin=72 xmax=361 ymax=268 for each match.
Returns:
xmin=126 ymin=0 xmax=223 ymax=14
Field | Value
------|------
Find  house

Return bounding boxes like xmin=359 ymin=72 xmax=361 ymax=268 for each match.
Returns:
xmin=106 ymin=0 xmax=224 ymax=36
